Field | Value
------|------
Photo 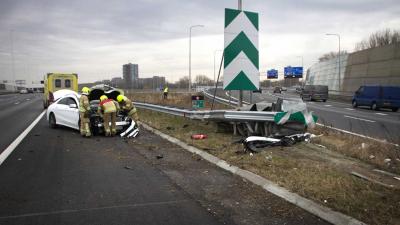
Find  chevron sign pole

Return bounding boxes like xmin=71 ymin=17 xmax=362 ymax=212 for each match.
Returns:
xmin=223 ymin=8 xmax=259 ymax=91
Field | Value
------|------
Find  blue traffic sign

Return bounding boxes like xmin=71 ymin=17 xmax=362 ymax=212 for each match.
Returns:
xmin=267 ymin=69 xmax=278 ymax=79
xmin=284 ymin=66 xmax=303 ymax=78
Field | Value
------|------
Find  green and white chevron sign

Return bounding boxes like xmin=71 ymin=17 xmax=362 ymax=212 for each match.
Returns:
xmin=224 ymin=8 xmax=259 ymax=91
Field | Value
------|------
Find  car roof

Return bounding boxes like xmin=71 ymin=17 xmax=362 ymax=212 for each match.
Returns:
xmin=53 ymin=89 xmax=79 ymax=101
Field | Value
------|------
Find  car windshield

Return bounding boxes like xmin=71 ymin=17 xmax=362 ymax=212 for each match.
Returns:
xmin=1 ymin=2 xmax=399 ymax=225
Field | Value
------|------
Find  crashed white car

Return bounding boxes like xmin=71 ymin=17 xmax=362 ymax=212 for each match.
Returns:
xmin=46 ymin=88 xmax=132 ymax=135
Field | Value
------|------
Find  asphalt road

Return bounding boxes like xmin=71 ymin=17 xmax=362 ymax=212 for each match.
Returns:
xmin=0 ymin=93 xmax=44 ymax=154
xmin=212 ymin=89 xmax=400 ymax=143
xmin=0 ymin=103 xmax=329 ymax=224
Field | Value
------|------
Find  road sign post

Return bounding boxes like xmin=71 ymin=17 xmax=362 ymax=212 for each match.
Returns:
xmin=223 ymin=7 xmax=259 ymax=107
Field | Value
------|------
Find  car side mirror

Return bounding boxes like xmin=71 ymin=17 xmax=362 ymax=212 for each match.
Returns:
xmin=355 ymin=91 xmax=360 ymax=95
xmin=69 ymin=104 xmax=77 ymax=108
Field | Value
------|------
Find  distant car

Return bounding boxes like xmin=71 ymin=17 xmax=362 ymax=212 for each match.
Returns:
xmin=19 ymin=89 xmax=28 ymax=94
xmin=295 ymin=87 xmax=302 ymax=94
xmin=252 ymin=88 xmax=262 ymax=93
xmin=301 ymin=85 xmax=328 ymax=102
xmin=281 ymin=87 xmax=287 ymax=91
xmin=352 ymin=86 xmax=400 ymax=112
xmin=46 ymin=88 xmax=131 ymax=135
xmin=27 ymin=89 xmax=34 ymax=93
xmin=273 ymin=87 xmax=282 ymax=93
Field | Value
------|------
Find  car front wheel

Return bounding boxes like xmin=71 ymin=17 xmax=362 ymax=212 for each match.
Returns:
xmin=352 ymin=100 xmax=358 ymax=108
xmin=49 ymin=113 xmax=57 ymax=129
xmin=371 ymin=102 xmax=379 ymax=111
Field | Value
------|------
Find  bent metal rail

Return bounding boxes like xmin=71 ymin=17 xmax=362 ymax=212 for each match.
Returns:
xmin=133 ymin=102 xmax=276 ymax=122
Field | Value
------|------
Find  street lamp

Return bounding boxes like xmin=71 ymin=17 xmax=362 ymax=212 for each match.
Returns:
xmin=296 ymin=56 xmax=304 ymax=87
xmin=296 ymin=55 xmax=304 ymax=68
xmin=189 ymin=24 xmax=204 ymax=92
xmin=326 ymin=33 xmax=341 ymax=91
xmin=10 ymin=30 xmax=16 ymax=92
xmin=213 ymin=49 xmax=222 ymax=87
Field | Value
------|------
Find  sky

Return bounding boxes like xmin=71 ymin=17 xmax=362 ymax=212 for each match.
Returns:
xmin=0 ymin=0 xmax=399 ymax=84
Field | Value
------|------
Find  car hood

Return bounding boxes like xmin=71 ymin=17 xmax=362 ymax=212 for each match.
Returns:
xmin=88 ymin=88 xmax=122 ymax=101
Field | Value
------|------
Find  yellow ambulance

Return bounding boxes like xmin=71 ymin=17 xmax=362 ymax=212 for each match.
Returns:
xmin=43 ymin=73 xmax=78 ymax=108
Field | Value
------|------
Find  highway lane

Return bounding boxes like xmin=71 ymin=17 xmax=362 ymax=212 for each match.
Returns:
xmin=0 ymin=118 xmax=222 ymax=225
xmin=0 ymin=117 xmax=329 ymax=225
xmin=213 ymin=89 xmax=400 ymax=143
xmin=0 ymin=93 xmax=44 ymax=154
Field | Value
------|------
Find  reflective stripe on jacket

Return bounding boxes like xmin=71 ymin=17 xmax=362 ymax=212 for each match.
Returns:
xmin=79 ymin=95 xmax=90 ymax=113
xmin=99 ymin=99 xmax=117 ymax=113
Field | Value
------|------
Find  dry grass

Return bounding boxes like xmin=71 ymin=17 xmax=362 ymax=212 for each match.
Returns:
xmin=137 ymin=108 xmax=400 ymax=225
xmin=310 ymin=126 xmax=400 ymax=174
xmin=127 ymin=92 xmax=232 ymax=110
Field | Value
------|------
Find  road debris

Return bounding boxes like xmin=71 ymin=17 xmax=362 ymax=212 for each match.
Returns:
xmin=315 ymin=144 xmax=327 ymax=149
xmin=120 ymin=121 xmax=139 ymax=138
xmin=124 ymin=166 xmax=134 ymax=170
xmin=191 ymin=134 xmax=208 ymax=140
xmin=243 ymin=133 xmax=312 ymax=153
xmin=384 ymin=158 xmax=392 ymax=164
xmin=156 ymin=154 xmax=164 ymax=159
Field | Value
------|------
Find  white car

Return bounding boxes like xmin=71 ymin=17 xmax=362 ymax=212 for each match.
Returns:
xmin=46 ymin=89 xmax=131 ymax=135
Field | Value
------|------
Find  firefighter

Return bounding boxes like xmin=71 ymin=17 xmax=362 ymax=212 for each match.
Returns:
xmin=79 ymin=87 xmax=91 ymax=137
xmin=98 ymin=95 xmax=117 ymax=136
xmin=163 ymin=86 xmax=169 ymax=99
xmin=116 ymin=95 xmax=139 ymax=122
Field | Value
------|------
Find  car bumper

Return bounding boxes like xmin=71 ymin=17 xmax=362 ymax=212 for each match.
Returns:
xmin=96 ymin=121 xmax=130 ymax=128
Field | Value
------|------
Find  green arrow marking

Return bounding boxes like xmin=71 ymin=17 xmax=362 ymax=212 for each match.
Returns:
xmin=225 ymin=71 xmax=257 ymax=90
xmin=244 ymin=11 xmax=259 ymax=30
xmin=225 ymin=8 xmax=241 ymax=28
xmin=224 ymin=31 xmax=259 ymax=69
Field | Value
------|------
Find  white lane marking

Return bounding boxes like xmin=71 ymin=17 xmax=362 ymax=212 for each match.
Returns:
xmin=324 ymin=105 xmax=332 ymax=107
xmin=344 ymin=115 xmax=376 ymax=123
xmin=0 ymin=199 xmax=187 ymax=219
xmin=375 ymin=113 xmax=387 ymax=116
xmin=14 ymin=102 xmax=20 ymax=105
xmin=316 ymin=123 xmax=399 ymax=147
xmin=0 ymin=110 xmax=46 ymax=166
xmin=345 ymin=108 xmax=355 ymax=111
xmin=26 ymin=98 xmax=30 ymax=101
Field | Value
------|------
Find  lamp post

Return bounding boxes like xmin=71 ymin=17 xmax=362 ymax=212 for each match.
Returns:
xmin=326 ymin=33 xmax=341 ymax=91
xmin=189 ymin=24 xmax=204 ymax=92
xmin=213 ymin=50 xmax=222 ymax=87
xmin=10 ymin=30 xmax=16 ymax=91
xmin=296 ymin=56 xmax=304 ymax=87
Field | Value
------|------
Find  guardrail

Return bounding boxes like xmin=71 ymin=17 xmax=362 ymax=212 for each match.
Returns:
xmin=133 ymin=102 xmax=276 ymax=122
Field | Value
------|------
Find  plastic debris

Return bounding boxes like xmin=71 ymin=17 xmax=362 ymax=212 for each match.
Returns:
xmin=315 ymin=144 xmax=327 ymax=149
xmin=274 ymin=100 xmax=318 ymax=127
xmin=120 ymin=121 xmax=139 ymax=138
xmin=243 ymin=133 xmax=312 ymax=153
xmin=361 ymin=143 xmax=366 ymax=149
xmin=124 ymin=166 xmax=133 ymax=170
xmin=384 ymin=158 xmax=392 ymax=163
xmin=369 ymin=155 xmax=375 ymax=159
xmin=191 ymin=134 xmax=208 ymax=140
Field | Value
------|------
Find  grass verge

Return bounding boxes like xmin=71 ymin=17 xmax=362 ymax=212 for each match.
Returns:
xmin=137 ymin=108 xmax=400 ymax=225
